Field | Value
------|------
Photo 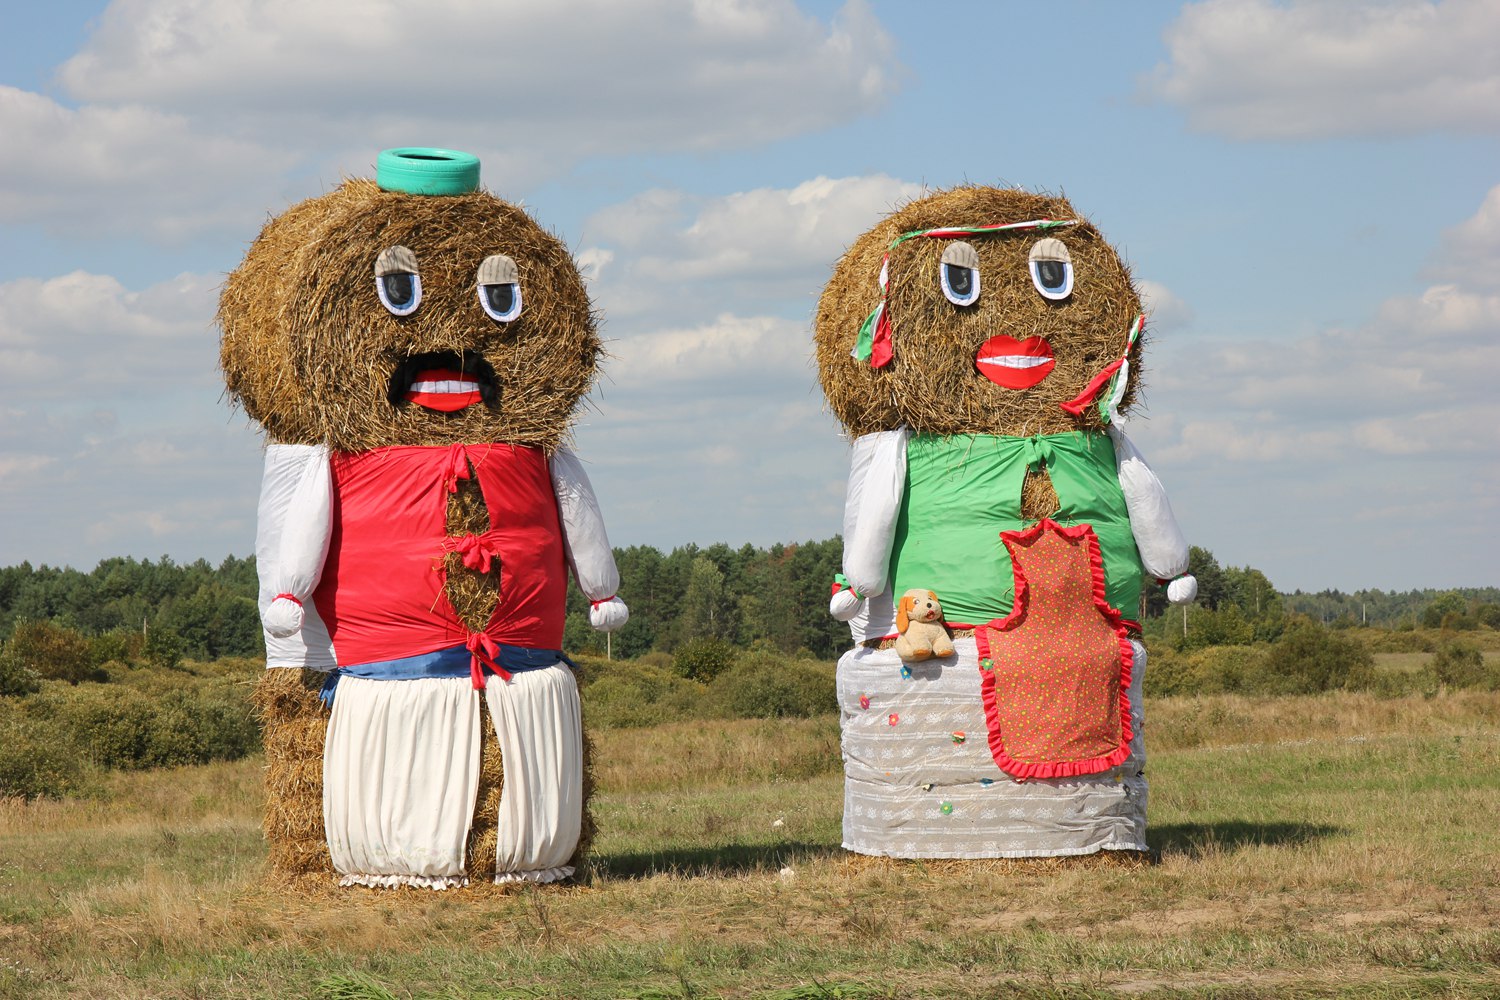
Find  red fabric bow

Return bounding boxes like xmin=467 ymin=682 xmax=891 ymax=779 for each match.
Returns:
xmin=465 ymin=632 xmax=509 ymax=689
xmin=589 ymin=595 xmax=616 ymax=609
xmin=447 ymin=533 xmax=501 ymax=573
xmin=443 ymin=444 xmax=473 ymax=495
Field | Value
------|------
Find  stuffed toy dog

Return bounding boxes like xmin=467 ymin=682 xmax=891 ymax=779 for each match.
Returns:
xmin=894 ymin=589 xmax=954 ymax=662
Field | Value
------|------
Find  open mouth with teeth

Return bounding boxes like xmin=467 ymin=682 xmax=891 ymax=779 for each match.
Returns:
xmin=975 ymin=335 xmax=1056 ymax=390
xmin=388 ymin=351 xmax=499 ymax=413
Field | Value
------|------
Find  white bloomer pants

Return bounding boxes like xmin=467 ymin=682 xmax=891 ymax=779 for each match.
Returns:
xmin=322 ymin=665 xmax=583 ymax=888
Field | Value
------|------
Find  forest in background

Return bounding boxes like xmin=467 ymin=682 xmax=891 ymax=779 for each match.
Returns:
xmin=1 ymin=539 xmax=1498 ymax=803
xmin=2 ymin=542 xmax=1498 ymax=668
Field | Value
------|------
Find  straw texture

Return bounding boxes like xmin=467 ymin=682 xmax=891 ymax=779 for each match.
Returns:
xmin=814 ymin=186 xmax=1144 ymax=439
xmin=219 ymin=178 xmax=601 ymax=453
xmin=228 ymin=176 xmax=602 ymax=886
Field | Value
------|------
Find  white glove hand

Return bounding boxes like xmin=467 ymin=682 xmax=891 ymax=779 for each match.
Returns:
xmin=589 ymin=597 xmax=629 ymax=632
xmin=1167 ymin=575 xmax=1198 ymax=605
xmin=262 ymin=595 xmax=305 ymax=638
xmin=830 ymin=589 xmax=864 ymax=622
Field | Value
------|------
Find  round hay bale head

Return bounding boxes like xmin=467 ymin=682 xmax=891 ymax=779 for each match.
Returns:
xmin=220 ymin=178 xmax=600 ymax=452
xmin=814 ymin=185 xmax=1145 ymax=438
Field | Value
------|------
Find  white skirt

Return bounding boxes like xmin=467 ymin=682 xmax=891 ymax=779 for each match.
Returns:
xmin=321 ymin=666 xmax=584 ymax=888
xmin=323 ymin=676 xmax=481 ymax=889
xmin=838 ymin=636 xmax=1149 ymax=859
xmin=484 ymin=664 xmax=583 ymax=884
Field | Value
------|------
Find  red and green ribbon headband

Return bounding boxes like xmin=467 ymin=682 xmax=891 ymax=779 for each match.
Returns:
xmin=852 ymin=218 xmax=1080 ymax=368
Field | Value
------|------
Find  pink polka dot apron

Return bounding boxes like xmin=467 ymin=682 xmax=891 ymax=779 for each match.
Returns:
xmin=975 ymin=518 xmax=1135 ymax=780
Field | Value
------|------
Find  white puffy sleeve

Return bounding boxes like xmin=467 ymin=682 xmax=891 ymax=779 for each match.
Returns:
xmin=1109 ymin=426 xmax=1197 ymax=603
xmin=549 ymin=447 xmax=628 ymax=632
xmin=831 ymin=428 xmax=910 ymax=622
xmin=255 ymin=443 xmax=337 ymax=668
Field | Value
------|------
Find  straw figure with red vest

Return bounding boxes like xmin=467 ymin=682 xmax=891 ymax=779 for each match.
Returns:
xmin=219 ymin=148 xmax=627 ymax=888
xmin=814 ymin=186 xmax=1196 ymax=861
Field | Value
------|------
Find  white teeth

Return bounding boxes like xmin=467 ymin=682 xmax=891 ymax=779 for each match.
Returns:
xmin=977 ymin=354 xmax=1051 ymax=369
xmin=410 ymin=378 xmax=480 ymax=394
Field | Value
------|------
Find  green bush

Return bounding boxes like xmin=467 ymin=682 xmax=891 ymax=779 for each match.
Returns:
xmin=1144 ymin=644 xmax=1267 ymax=697
xmin=1142 ymin=646 xmax=1193 ymax=698
xmin=708 ymin=652 xmax=836 ymax=719
xmin=24 ymin=681 xmax=259 ymax=770
xmin=0 ymin=655 xmax=39 ymax=697
xmin=580 ymin=659 xmax=708 ymax=729
xmin=1188 ymin=645 xmax=1267 ymax=694
xmin=1431 ymin=640 xmax=1489 ymax=690
xmin=673 ymin=637 xmax=737 ymax=682
xmin=143 ymin=625 xmax=183 ymax=671
xmin=1362 ymin=629 xmax=1436 ymax=654
xmin=1261 ymin=623 xmax=1375 ymax=694
xmin=0 ymin=706 xmax=86 ymax=799
xmin=2 ymin=619 xmax=105 ymax=685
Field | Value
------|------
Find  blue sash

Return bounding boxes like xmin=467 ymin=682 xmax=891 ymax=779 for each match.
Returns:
xmin=318 ymin=643 xmax=576 ymax=707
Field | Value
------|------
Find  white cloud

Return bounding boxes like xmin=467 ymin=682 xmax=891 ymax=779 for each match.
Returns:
xmin=58 ymin=0 xmax=896 ymax=167
xmin=1136 ymin=185 xmax=1500 ymax=478
xmin=1145 ymin=0 xmax=1500 ymax=139
xmin=583 ymin=174 xmax=922 ymax=321
xmin=0 ymin=1 xmax=898 ymax=242
xmin=0 ymin=270 xmax=221 ymax=396
xmin=0 ymin=86 xmax=291 ymax=238
xmin=609 ymin=314 xmax=813 ymax=385
xmin=0 ymin=267 xmax=263 ymax=566
xmin=1432 ymin=182 xmax=1500 ymax=290
xmin=1137 ymin=279 xmax=1194 ymax=332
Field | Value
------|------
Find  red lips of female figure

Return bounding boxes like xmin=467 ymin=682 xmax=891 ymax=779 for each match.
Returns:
xmin=975 ymin=335 xmax=1056 ymax=390
xmin=405 ymin=369 xmax=483 ymax=412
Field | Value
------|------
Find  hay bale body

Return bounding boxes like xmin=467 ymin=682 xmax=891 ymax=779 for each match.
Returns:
xmin=226 ymin=170 xmax=605 ymax=887
xmin=254 ymin=668 xmax=596 ymax=883
xmin=816 ymin=187 xmax=1173 ymax=862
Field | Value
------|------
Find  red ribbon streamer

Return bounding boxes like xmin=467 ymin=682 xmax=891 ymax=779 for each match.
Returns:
xmin=1057 ymin=358 xmax=1124 ymax=417
xmin=465 ymin=632 xmax=510 ymax=689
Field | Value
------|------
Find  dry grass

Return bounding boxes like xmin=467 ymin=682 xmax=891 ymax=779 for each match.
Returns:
xmin=3 ymin=691 xmax=1498 ymax=998
xmin=814 ymin=186 xmax=1144 ymax=438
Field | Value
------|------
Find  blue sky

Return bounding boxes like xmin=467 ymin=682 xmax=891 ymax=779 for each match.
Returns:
xmin=0 ymin=0 xmax=1496 ymax=594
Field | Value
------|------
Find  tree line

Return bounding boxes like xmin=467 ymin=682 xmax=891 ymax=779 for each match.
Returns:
xmin=1 ymin=544 xmax=1495 ymax=670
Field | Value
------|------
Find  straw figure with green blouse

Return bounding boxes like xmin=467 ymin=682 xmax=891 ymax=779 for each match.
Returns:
xmin=814 ymin=185 xmax=1196 ymax=861
xmin=220 ymin=148 xmax=627 ymax=888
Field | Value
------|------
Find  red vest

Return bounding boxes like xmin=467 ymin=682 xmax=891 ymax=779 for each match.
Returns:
xmin=314 ymin=443 xmax=568 ymax=667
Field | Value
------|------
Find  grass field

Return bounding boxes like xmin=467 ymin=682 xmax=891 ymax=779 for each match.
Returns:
xmin=2 ymin=688 xmax=1498 ymax=999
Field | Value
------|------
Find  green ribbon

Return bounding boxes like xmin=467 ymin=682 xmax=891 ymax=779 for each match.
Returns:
xmin=833 ymin=573 xmax=864 ymax=600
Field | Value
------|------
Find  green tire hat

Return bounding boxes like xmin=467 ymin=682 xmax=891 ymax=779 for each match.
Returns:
xmin=376 ymin=148 xmax=481 ymax=196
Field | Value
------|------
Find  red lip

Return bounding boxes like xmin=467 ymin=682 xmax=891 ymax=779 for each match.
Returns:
xmin=975 ymin=335 xmax=1055 ymax=390
xmin=404 ymin=368 xmax=483 ymax=412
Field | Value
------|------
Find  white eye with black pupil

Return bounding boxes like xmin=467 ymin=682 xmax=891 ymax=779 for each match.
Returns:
xmin=1028 ymin=237 xmax=1073 ymax=300
xmin=374 ymin=245 xmax=422 ymax=315
xmin=477 ymin=254 xmax=523 ymax=322
xmin=939 ymin=241 xmax=980 ymax=306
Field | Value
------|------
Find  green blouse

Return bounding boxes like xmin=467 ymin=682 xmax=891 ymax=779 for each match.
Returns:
xmin=889 ymin=432 xmax=1144 ymax=626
